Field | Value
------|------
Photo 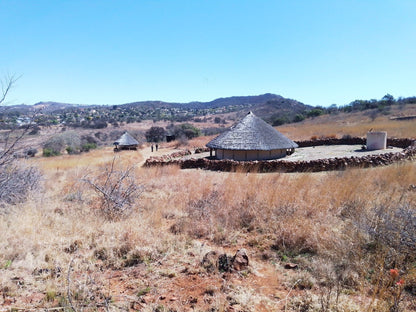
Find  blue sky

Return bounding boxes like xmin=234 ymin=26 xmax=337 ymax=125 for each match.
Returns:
xmin=1 ymin=0 xmax=415 ymax=107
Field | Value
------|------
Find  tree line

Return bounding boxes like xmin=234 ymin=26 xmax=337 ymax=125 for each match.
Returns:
xmin=270 ymin=94 xmax=416 ymax=126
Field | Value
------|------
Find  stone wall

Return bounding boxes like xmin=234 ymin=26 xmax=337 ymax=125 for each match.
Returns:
xmin=295 ymin=137 xmax=414 ymax=149
xmin=146 ymin=149 xmax=192 ymax=162
xmin=143 ymin=138 xmax=416 ymax=173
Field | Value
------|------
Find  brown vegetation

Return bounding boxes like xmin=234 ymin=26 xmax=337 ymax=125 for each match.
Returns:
xmin=278 ymin=105 xmax=416 ymax=140
xmin=0 ymin=108 xmax=416 ymax=311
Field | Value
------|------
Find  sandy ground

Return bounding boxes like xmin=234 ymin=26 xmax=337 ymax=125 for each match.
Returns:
xmin=283 ymin=145 xmax=403 ymax=162
xmin=179 ymin=145 xmax=404 ymax=162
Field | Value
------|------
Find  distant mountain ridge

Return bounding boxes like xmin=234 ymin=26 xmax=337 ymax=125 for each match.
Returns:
xmin=24 ymin=93 xmax=305 ymax=110
xmin=1 ymin=94 xmax=313 ymax=127
xmin=117 ymin=93 xmax=301 ymax=110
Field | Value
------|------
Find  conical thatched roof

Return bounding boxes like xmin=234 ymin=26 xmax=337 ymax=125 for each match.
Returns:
xmin=114 ymin=132 xmax=139 ymax=146
xmin=206 ymin=112 xmax=298 ymax=150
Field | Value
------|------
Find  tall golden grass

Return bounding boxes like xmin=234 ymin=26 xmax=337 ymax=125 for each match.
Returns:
xmin=1 ymin=108 xmax=415 ymax=310
xmin=2 ymin=150 xmax=415 ymax=310
xmin=278 ymin=108 xmax=416 ymax=140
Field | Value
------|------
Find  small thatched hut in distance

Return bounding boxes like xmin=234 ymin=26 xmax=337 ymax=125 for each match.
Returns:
xmin=206 ymin=111 xmax=298 ymax=161
xmin=114 ymin=131 xmax=139 ymax=151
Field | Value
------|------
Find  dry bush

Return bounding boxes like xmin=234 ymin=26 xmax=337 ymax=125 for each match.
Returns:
xmin=81 ymin=157 xmax=143 ymax=220
xmin=0 ymin=164 xmax=41 ymax=212
xmin=278 ymin=105 xmax=416 ymax=140
xmin=1 ymin=142 xmax=415 ymax=310
xmin=43 ymin=130 xmax=82 ymax=155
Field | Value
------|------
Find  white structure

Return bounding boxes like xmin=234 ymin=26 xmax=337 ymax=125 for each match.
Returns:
xmin=367 ymin=131 xmax=387 ymax=150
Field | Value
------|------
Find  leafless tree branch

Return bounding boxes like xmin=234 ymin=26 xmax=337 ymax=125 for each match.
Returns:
xmin=0 ymin=73 xmax=42 ymax=211
xmin=0 ymin=73 xmax=20 ymax=105
xmin=81 ymin=157 xmax=143 ymax=220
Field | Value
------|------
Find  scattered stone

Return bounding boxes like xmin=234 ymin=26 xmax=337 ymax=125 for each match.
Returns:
xmin=130 ymin=301 xmax=142 ymax=310
xmin=232 ymin=249 xmax=249 ymax=271
xmin=284 ymin=263 xmax=298 ymax=270
xmin=218 ymin=253 xmax=232 ymax=272
xmin=194 ymin=147 xmax=210 ymax=154
xmin=144 ymin=139 xmax=416 ymax=173
xmin=140 ymin=294 xmax=151 ymax=303
xmin=64 ymin=240 xmax=82 ymax=253
xmin=202 ymin=249 xmax=250 ymax=273
xmin=260 ymin=251 xmax=274 ymax=260
xmin=227 ymin=304 xmax=245 ymax=312
xmin=202 ymin=251 xmax=219 ymax=273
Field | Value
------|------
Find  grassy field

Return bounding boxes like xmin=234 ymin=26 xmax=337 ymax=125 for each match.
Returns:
xmin=278 ymin=105 xmax=416 ymax=140
xmin=0 ymin=108 xmax=416 ymax=311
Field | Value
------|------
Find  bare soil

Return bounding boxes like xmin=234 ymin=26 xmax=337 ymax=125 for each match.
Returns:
xmin=179 ymin=145 xmax=404 ymax=162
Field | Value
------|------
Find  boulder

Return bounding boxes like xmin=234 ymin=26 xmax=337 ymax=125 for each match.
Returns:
xmin=218 ymin=253 xmax=233 ymax=272
xmin=202 ymin=251 xmax=219 ymax=273
xmin=232 ymin=249 xmax=249 ymax=271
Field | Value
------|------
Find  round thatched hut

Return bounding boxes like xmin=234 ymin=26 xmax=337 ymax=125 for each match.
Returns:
xmin=206 ymin=112 xmax=298 ymax=161
xmin=114 ymin=131 xmax=139 ymax=151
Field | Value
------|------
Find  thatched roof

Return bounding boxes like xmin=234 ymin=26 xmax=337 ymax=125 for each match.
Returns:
xmin=206 ymin=112 xmax=298 ymax=150
xmin=114 ymin=132 xmax=139 ymax=146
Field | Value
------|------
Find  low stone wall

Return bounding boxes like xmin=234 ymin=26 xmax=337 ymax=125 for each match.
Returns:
xmin=143 ymin=138 xmax=416 ymax=173
xmin=295 ymin=137 xmax=414 ymax=149
xmin=146 ymin=149 xmax=191 ymax=162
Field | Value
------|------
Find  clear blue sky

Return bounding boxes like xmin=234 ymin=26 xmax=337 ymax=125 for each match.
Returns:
xmin=1 ymin=0 xmax=415 ymax=107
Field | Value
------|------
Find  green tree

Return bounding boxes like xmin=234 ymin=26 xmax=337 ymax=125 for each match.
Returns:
xmin=294 ymin=114 xmax=305 ymax=122
xmin=145 ymin=126 xmax=166 ymax=142
xmin=306 ymin=108 xmax=324 ymax=118
xmin=173 ymin=123 xmax=201 ymax=139
xmin=382 ymin=94 xmax=395 ymax=105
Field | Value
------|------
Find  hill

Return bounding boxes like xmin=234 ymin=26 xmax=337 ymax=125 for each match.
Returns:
xmin=1 ymin=107 xmax=415 ymax=310
xmin=0 ymin=94 xmax=312 ymax=128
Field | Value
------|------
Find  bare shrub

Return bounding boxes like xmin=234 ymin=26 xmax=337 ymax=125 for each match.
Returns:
xmin=0 ymin=164 xmax=42 ymax=212
xmin=339 ymin=200 xmax=416 ymax=311
xmin=184 ymin=190 xmax=260 ymax=240
xmin=82 ymin=157 xmax=143 ymax=220
xmin=350 ymin=202 xmax=416 ymax=265
xmin=0 ymin=74 xmax=42 ymax=213
xmin=43 ymin=131 xmax=81 ymax=155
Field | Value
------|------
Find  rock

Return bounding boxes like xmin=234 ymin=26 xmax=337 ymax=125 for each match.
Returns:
xmin=232 ymin=249 xmax=249 ymax=271
xmin=202 ymin=251 xmax=219 ymax=273
xmin=218 ymin=253 xmax=232 ymax=272
xmin=227 ymin=304 xmax=245 ymax=312
xmin=284 ymin=263 xmax=298 ymax=270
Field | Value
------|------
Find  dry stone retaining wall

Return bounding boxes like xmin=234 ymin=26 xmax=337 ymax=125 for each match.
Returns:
xmin=296 ymin=137 xmax=414 ymax=149
xmin=143 ymin=138 xmax=416 ymax=173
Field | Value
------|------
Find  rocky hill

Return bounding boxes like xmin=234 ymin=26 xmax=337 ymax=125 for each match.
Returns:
xmin=0 ymin=94 xmax=312 ymax=128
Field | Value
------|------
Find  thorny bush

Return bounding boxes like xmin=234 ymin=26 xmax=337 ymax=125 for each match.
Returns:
xmin=0 ymin=164 xmax=41 ymax=212
xmin=82 ymin=157 xmax=143 ymax=220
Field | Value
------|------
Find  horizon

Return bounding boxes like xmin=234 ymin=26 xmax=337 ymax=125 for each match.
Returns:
xmin=2 ymin=1 xmax=416 ymax=107
xmin=8 ymin=92 xmax=411 ymax=108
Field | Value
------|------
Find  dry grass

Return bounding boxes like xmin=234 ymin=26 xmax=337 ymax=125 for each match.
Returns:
xmin=278 ymin=105 xmax=416 ymax=140
xmin=1 ymin=109 xmax=415 ymax=311
xmin=2 ymin=157 xmax=415 ymax=310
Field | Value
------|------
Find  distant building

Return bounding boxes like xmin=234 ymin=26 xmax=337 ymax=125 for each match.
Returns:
xmin=113 ymin=131 xmax=139 ymax=151
xmin=166 ymin=135 xmax=176 ymax=142
xmin=206 ymin=111 xmax=298 ymax=161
